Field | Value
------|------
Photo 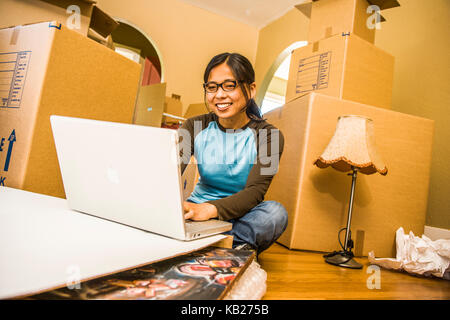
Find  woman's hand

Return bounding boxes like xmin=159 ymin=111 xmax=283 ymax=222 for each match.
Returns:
xmin=183 ymin=201 xmax=218 ymax=221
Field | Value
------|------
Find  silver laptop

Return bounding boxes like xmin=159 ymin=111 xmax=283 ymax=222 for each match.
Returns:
xmin=50 ymin=115 xmax=232 ymax=241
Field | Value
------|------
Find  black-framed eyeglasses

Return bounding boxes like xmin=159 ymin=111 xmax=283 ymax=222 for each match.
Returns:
xmin=203 ymin=80 xmax=241 ymax=93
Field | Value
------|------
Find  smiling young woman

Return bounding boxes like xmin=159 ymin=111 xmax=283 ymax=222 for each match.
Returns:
xmin=203 ymin=62 xmax=254 ymax=129
xmin=179 ymin=52 xmax=288 ymax=256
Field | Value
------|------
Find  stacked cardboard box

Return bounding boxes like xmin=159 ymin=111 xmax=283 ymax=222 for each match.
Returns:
xmin=264 ymin=0 xmax=434 ymax=258
xmin=0 ymin=21 xmax=141 ymax=198
xmin=133 ymin=83 xmax=210 ymax=129
xmin=132 ymin=83 xmax=207 ymax=197
xmin=265 ymin=93 xmax=433 ymax=258
xmin=133 ymin=83 xmax=167 ymax=128
xmin=285 ymin=33 xmax=394 ymax=108
xmin=184 ymin=103 xmax=209 ymax=119
xmin=133 ymin=84 xmax=191 ymax=129
xmin=286 ymin=0 xmax=400 ymax=109
xmin=295 ymin=0 xmax=397 ymax=44
xmin=162 ymin=95 xmax=185 ymax=129
xmin=0 ymin=0 xmax=119 ymax=48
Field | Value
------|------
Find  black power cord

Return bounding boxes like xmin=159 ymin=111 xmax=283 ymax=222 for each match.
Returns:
xmin=323 ymin=227 xmax=355 ymax=264
xmin=338 ymin=228 xmax=354 ymax=251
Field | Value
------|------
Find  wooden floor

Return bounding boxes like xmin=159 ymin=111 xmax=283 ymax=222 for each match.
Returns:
xmin=258 ymin=243 xmax=450 ymax=300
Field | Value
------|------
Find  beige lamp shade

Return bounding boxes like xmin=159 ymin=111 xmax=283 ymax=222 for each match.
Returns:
xmin=314 ymin=115 xmax=388 ymax=175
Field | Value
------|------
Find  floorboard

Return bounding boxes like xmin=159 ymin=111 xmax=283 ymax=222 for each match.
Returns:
xmin=258 ymin=243 xmax=450 ymax=300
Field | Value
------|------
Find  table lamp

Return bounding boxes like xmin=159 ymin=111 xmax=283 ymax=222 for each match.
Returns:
xmin=314 ymin=115 xmax=388 ymax=269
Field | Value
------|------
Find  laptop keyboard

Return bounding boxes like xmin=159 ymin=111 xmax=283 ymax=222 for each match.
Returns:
xmin=185 ymin=220 xmax=223 ymax=232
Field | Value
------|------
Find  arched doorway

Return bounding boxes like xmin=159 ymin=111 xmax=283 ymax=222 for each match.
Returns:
xmin=257 ymin=41 xmax=307 ymax=114
xmin=110 ymin=19 xmax=164 ymax=86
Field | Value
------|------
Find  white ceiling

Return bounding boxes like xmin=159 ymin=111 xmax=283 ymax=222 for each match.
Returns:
xmin=179 ymin=0 xmax=307 ymax=29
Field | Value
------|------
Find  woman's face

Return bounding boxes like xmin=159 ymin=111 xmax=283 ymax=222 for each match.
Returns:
xmin=205 ymin=63 xmax=255 ymax=128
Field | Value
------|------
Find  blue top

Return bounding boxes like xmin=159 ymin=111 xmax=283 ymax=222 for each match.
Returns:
xmin=179 ymin=112 xmax=284 ymax=220
xmin=188 ymin=121 xmax=258 ymax=203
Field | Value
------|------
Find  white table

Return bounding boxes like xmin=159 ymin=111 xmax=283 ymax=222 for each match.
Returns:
xmin=0 ymin=187 xmax=225 ymax=299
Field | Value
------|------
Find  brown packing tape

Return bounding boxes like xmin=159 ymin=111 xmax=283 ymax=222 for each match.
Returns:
xmin=355 ymin=230 xmax=365 ymax=257
xmin=325 ymin=26 xmax=333 ymax=38
xmin=9 ymin=26 xmax=20 ymax=45
xmin=295 ymin=2 xmax=312 ymax=18
xmin=312 ymin=41 xmax=319 ymax=52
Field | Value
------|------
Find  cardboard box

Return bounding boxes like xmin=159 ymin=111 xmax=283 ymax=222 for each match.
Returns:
xmin=163 ymin=96 xmax=185 ymax=125
xmin=87 ymin=29 xmax=115 ymax=50
xmin=264 ymin=93 xmax=433 ymax=258
xmin=133 ymin=83 xmax=167 ymax=127
xmin=181 ymin=157 xmax=200 ymax=202
xmin=184 ymin=103 xmax=209 ymax=119
xmin=295 ymin=0 xmax=400 ymax=44
xmin=0 ymin=0 xmax=118 ymax=39
xmin=0 ymin=21 xmax=141 ymax=198
xmin=286 ymin=33 xmax=394 ymax=109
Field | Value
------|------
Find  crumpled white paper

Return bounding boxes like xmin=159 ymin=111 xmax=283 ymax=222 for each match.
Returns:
xmin=368 ymin=227 xmax=450 ymax=279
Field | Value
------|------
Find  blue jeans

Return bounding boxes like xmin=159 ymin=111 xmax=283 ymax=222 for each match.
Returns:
xmin=225 ymin=201 xmax=288 ymax=254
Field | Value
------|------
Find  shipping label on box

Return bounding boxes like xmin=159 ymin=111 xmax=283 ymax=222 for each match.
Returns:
xmin=286 ymin=33 xmax=394 ymax=109
xmin=294 ymin=51 xmax=332 ymax=94
xmin=0 ymin=51 xmax=32 ymax=108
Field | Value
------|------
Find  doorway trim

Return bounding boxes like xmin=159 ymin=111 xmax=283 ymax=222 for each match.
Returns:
xmin=114 ymin=17 xmax=165 ymax=82
xmin=256 ymin=41 xmax=307 ymax=106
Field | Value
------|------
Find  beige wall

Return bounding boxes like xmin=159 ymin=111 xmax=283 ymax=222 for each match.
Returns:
xmin=375 ymin=0 xmax=450 ymax=229
xmin=96 ymin=0 xmax=258 ymax=114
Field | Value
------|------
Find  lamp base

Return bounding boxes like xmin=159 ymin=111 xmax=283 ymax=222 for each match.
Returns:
xmin=324 ymin=251 xmax=363 ymax=269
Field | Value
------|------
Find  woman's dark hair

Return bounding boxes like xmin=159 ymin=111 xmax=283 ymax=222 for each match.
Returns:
xmin=203 ymin=52 xmax=263 ymax=120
